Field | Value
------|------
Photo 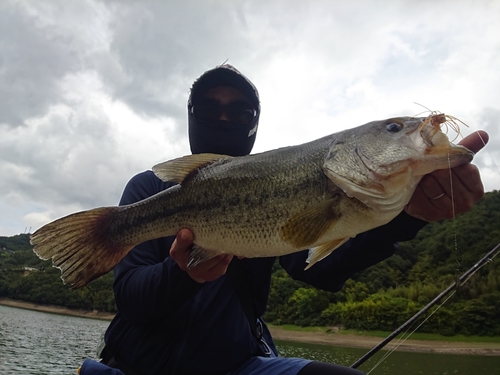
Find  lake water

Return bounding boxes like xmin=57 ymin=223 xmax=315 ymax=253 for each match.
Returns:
xmin=277 ymin=340 xmax=500 ymax=375
xmin=0 ymin=304 xmax=108 ymax=374
xmin=1 ymin=304 xmax=499 ymax=374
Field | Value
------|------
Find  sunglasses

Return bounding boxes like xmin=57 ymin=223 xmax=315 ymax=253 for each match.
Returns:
xmin=191 ymin=100 xmax=257 ymax=126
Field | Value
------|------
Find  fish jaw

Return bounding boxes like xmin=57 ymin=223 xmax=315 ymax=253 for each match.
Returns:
xmin=410 ymin=142 xmax=473 ymax=175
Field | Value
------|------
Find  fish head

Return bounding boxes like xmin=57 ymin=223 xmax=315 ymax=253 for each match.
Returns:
xmin=323 ymin=114 xmax=474 ymax=211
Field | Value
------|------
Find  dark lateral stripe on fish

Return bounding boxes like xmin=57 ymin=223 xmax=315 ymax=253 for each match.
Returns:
xmin=108 ymin=175 xmax=330 ymax=238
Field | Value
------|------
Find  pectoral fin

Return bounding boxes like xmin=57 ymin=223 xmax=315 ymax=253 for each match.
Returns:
xmin=304 ymin=237 xmax=349 ymax=270
xmin=280 ymin=196 xmax=341 ymax=248
xmin=153 ymin=154 xmax=231 ymax=184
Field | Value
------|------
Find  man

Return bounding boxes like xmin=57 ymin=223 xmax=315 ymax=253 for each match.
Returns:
xmin=100 ymin=64 xmax=487 ymax=375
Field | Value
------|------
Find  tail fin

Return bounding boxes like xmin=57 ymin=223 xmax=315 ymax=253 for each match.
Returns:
xmin=30 ymin=206 xmax=132 ymax=289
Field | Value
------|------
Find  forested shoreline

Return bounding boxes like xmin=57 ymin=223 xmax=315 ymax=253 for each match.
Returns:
xmin=1 ymin=191 xmax=499 ymax=336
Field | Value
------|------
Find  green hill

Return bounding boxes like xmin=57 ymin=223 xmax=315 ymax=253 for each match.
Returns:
xmin=265 ymin=190 xmax=500 ymax=336
xmin=0 ymin=234 xmax=116 ymax=312
xmin=1 ymin=191 xmax=499 ymax=335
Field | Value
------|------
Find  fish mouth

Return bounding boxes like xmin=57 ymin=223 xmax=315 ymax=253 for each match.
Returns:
xmin=355 ymin=113 xmax=474 ymax=186
xmin=418 ymin=113 xmax=469 ymax=147
xmin=416 ymin=113 xmax=474 ymax=172
xmin=418 ymin=113 xmax=448 ymax=147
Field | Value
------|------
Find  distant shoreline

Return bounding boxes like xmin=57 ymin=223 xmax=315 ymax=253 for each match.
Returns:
xmin=0 ymin=297 xmax=115 ymax=321
xmin=2 ymin=298 xmax=500 ymax=356
xmin=270 ymin=327 xmax=500 ymax=356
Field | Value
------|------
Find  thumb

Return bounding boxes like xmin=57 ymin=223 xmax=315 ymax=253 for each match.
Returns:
xmin=458 ymin=130 xmax=489 ymax=154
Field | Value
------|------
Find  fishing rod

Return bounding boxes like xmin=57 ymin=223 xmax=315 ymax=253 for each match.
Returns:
xmin=351 ymin=241 xmax=500 ymax=369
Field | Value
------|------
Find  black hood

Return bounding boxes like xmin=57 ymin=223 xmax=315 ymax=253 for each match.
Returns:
xmin=188 ymin=64 xmax=260 ymax=156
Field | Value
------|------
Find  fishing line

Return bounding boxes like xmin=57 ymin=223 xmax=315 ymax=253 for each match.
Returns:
xmin=351 ymin=111 xmax=499 ymax=371
xmin=446 ymin=147 xmax=462 ymax=288
xmin=351 ymin=242 xmax=500 ymax=370
xmin=476 ymin=130 xmax=500 ymax=176
xmin=366 ymin=290 xmax=458 ymax=374
xmin=362 ymin=207 xmax=498 ymax=373
xmin=369 ymin=251 xmax=498 ymax=374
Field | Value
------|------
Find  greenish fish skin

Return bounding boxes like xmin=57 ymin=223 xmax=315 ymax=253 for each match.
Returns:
xmin=30 ymin=115 xmax=474 ymax=288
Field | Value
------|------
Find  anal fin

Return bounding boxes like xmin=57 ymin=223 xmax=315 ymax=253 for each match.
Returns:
xmin=187 ymin=244 xmax=218 ymax=269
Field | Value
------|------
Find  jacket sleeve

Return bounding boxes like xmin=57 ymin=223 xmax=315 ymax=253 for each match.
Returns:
xmin=111 ymin=171 xmax=203 ymax=325
xmin=279 ymin=211 xmax=427 ymax=292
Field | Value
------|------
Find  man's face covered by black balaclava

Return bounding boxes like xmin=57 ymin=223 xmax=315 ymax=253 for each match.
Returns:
xmin=188 ymin=64 xmax=260 ymax=157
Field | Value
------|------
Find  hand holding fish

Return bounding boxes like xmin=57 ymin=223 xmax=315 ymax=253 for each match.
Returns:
xmin=404 ymin=130 xmax=489 ymax=222
xmin=170 ymin=228 xmax=233 ymax=283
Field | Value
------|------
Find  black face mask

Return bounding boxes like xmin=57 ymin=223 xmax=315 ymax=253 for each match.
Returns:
xmin=188 ymin=118 xmax=258 ymax=156
xmin=187 ymin=65 xmax=260 ymax=157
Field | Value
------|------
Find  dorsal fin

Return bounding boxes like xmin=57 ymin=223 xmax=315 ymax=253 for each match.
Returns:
xmin=152 ymin=153 xmax=230 ymax=184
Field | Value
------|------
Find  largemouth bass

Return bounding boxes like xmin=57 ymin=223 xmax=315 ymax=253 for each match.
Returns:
xmin=31 ymin=114 xmax=474 ymax=288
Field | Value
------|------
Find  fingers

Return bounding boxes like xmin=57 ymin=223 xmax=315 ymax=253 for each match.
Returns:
xmin=405 ymin=177 xmax=451 ymax=222
xmin=405 ymin=162 xmax=484 ymax=222
xmin=169 ymin=228 xmax=233 ymax=283
xmin=169 ymin=229 xmax=195 ymax=272
xmin=188 ymin=254 xmax=234 ymax=283
xmin=405 ymin=130 xmax=488 ymax=222
xmin=458 ymin=130 xmax=489 ymax=153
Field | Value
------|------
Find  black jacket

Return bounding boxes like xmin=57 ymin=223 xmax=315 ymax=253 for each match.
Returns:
xmin=104 ymin=170 xmax=426 ymax=375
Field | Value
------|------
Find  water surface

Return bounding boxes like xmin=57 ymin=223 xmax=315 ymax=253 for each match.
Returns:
xmin=0 ymin=304 xmax=108 ymax=374
xmin=276 ymin=339 xmax=500 ymax=375
xmin=1 ymin=304 xmax=499 ymax=374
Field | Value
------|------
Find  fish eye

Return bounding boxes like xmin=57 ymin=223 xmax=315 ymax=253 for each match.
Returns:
xmin=386 ymin=122 xmax=403 ymax=133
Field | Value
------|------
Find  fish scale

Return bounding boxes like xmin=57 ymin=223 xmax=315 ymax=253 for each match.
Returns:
xmin=31 ymin=115 xmax=473 ymax=288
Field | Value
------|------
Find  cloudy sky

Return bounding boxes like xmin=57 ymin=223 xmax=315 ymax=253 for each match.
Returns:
xmin=1 ymin=0 xmax=499 ymax=236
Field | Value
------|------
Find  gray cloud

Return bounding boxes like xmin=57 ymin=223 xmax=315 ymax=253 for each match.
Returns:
xmin=474 ymin=107 xmax=500 ymax=174
xmin=0 ymin=3 xmax=77 ymax=126
xmin=99 ymin=2 xmax=253 ymax=118
xmin=1 ymin=0 xmax=500 ymax=235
